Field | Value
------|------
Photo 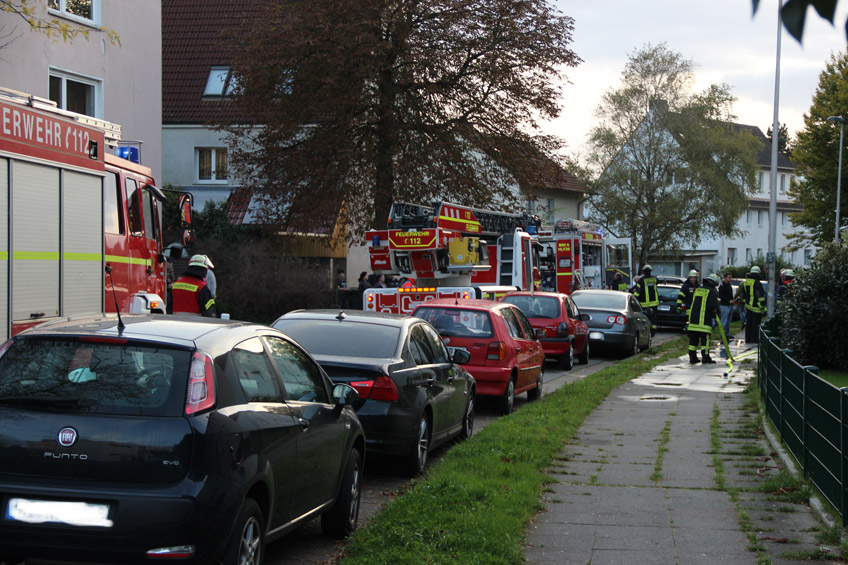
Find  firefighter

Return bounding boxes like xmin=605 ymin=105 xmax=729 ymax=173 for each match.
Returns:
xmin=170 ymin=254 xmax=217 ymax=317
xmin=687 ymin=273 xmax=720 ymax=364
xmin=676 ymin=269 xmax=699 ymax=313
xmin=612 ymin=271 xmax=628 ymax=291
xmin=632 ymin=264 xmax=659 ymax=335
xmin=739 ymin=266 xmax=766 ymax=344
xmin=777 ymin=268 xmax=795 ymax=305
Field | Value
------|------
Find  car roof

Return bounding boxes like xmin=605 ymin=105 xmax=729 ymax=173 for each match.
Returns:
xmin=16 ymin=314 xmax=265 ymax=349
xmin=571 ymin=289 xmax=626 ymax=297
xmin=276 ymin=309 xmax=413 ymax=328
xmin=413 ymin=298 xmax=513 ymax=311
xmin=504 ymin=291 xmax=565 ymax=299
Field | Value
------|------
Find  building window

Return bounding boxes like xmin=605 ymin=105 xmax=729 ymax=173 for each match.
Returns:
xmin=804 ymin=248 xmax=814 ymax=265
xmin=780 ymin=174 xmax=786 ymax=193
xmin=48 ymin=0 xmax=97 ymax=24
xmin=746 ymin=210 xmax=752 ymax=226
xmin=546 ymin=198 xmax=555 ymax=222
xmin=49 ymin=70 xmax=101 ymax=118
xmin=780 ymin=212 xmax=787 ymax=226
xmin=759 ymin=172 xmax=764 ymax=192
xmin=196 ymin=148 xmax=228 ymax=183
xmin=757 ymin=210 xmax=764 ymax=226
xmin=745 ymin=248 xmax=752 ymax=262
xmin=757 ymin=248 xmax=763 ymax=258
xmin=727 ymin=248 xmax=736 ymax=265
xmin=204 ymin=67 xmax=236 ymax=97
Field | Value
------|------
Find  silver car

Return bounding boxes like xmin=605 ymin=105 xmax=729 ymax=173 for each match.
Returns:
xmin=570 ymin=290 xmax=652 ymax=356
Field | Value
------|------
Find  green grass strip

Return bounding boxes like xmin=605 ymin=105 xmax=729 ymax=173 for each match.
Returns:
xmin=341 ymin=336 xmax=688 ymax=565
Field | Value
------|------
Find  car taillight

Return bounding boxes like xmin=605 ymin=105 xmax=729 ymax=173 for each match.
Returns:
xmin=185 ymin=351 xmax=215 ymax=415
xmin=487 ymin=341 xmax=505 ymax=360
xmin=556 ymin=322 xmax=569 ymax=338
xmin=607 ymin=315 xmax=626 ymax=325
xmin=351 ymin=375 xmax=398 ymax=402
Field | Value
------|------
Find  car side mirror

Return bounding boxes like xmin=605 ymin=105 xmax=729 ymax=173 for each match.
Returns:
xmin=332 ymin=383 xmax=359 ymax=407
xmin=535 ymin=328 xmax=546 ymax=339
xmin=579 ymin=314 xmax=590 ymax=321
xmin=452 ymin=348 xmax=471 ymax=365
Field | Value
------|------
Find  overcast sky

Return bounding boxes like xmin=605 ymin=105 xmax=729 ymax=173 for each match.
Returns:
xmin=545 ymin=0 xmax=848 ymax=159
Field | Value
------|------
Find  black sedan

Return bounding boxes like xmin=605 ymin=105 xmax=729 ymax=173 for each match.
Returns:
xmin=656 ymin=284 xmax=687 ymax=330
xmin=0 ymin=314 xmax=364 ymax=565
xmin=570 ymin=290 xmax=652 ymax=356
xmin=272 ymin=310 xmax=475 ymax=476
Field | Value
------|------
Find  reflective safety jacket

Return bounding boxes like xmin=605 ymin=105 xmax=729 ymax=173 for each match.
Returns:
xmin=634 ymin=275 xmax=659 ymax=307
xmin=741 ymin=277 xmax=765 ymax=314
xmin=688 ymin=286 xmax=719 ymax=333
xmin=171 ymin=273 xmax=216 ymax=317
xmin=677 ymin=279 xmax=699 ymax=310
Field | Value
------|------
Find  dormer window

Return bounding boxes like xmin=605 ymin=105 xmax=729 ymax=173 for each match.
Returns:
xmin=204 ymin=67 xmax=235 ymax=97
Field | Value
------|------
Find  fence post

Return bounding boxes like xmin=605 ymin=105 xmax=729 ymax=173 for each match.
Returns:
xmin=842 ymin=385 xmax=848 ymax=526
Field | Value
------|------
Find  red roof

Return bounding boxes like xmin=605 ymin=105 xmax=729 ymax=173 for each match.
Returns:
xmin=162 ymin=1 xmax=260 ymax=124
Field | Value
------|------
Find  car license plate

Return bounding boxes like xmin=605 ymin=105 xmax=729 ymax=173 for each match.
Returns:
xmin=6 ymin=498 xmax=113 ymax=528
xmin=589 ymin=332 xmax=604 ymax=340
xmin=658 ymin=305 xmax=670 ymax=311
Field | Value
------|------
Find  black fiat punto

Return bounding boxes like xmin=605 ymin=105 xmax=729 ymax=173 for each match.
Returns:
xmin=0 ymin=314 xmax=364 ymax=564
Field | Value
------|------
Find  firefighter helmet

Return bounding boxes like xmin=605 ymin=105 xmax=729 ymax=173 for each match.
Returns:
xmin=189 ymin=254 xmax=214 ymax=269
xmin=642 ymin=264 xmax=652 ymax=273
xmin=783 ymin=269 xmax=795 ymax=278
xmin=688 ymin=269 xmax=698 ymax=278
xmin=707 ymin=273 xmax=720 ymax=286
xmin=751 ymin=266 xmax=761 ymax=274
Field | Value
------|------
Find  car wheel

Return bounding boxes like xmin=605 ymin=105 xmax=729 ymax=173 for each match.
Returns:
xmin=321 ymin=449 xmax=362 ymax=538
xmin=559 ymin=345 xmax=574 ymax=371
xmin=527 ymin=371 xmax=543 ymax=401
xmin=577 ymin=341 xmax=589 ymax=365
xmin=406 ymin=415 xmax=430 ymax=476
xmin=622 ymin=334 xmax=639 ymax=358
xmin=459 ymin=391 xmax=475 ymax=440
xmin=222 ymin=498 xmax=264 ymax=565
xmin=500 ymin=379 xmax=515 ymax=415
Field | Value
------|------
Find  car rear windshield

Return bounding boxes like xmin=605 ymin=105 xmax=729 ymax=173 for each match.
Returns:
xmin=412 ymin=307 xmax=494 ymax=338
xmin=273 ymin=319 xmax=400 ymax=358
xmin=502 ymin=295 xmax=560 ymax=319
xmin=0 ymin=338 xmax=191 ymax=416
xmin=571 ymin=293 xmax=626 ymax=310
xmin=658 ymin=287 xmax=680 ymax=299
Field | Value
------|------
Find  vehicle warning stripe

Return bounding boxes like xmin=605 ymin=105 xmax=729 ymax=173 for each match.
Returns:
xmin=105 ymin=255 xmax=152 ymax=267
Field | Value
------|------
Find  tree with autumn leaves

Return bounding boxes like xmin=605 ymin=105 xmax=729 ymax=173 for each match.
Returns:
xmin=223 ymin=0 xmax=580 ymax=238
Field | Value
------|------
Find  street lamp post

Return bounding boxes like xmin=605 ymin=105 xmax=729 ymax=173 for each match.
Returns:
xmin=827 ymin=115 xmax=844 ymax=243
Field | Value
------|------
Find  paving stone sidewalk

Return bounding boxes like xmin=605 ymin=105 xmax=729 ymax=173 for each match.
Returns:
xmin=524 ymin=344 xmax=845 ymax=565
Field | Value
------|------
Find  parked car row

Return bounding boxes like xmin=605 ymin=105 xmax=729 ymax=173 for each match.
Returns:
xmin=0 ymin=287 xmax=657 ymax=564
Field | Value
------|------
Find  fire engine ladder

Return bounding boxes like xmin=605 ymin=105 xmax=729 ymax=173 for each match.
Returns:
xmin=389 ymin=201 xmax=539 ymax=236
xmin=498 ymin=231 xmax=518 ymax=286
xmin=0 ymin=86 xmax=122 ymax=146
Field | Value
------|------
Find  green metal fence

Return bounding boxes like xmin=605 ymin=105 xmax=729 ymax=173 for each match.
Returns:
xmin=758 ymin=317 xmax=846 ymax=524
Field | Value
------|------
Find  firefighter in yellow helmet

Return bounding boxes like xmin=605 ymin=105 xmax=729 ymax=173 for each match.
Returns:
xmin=632 ymin=264 xmax=659 ymax=335
xmin=170 ymin=254 xmax=217 ymax=317
xmin=687 ymin=273 xmax=720 ymax=364
xmin=739 ymin=266 xmax=766 ymax=343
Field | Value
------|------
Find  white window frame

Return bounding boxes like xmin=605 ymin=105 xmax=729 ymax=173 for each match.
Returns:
xmin=47 ymin=0 xmax=100 ymax=27
xmin=758 ymin=172 xmax=765 ymax=192
xmin=195 ymin=147 xmax=229 ymax=184
xmin=746 ymin=210 xmax=752 ymax=226
xmin=779 ymin=174 xmax=786 ymax=193
xmin=204 ymin=66 xmax=236 ymax=97
xmin=48 ymin=68 xmax=103 ymax=118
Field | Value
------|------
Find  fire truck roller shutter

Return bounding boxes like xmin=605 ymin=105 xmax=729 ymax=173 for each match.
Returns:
xmin=0 ymin=158 xmax=7 ymax=340
xmin=11 ymin=161 xmax=60 ymax=323
xmin=62 ymin=169 xmax=103 ymax=317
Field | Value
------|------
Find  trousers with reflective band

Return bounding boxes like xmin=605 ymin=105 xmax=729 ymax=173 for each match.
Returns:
xmin=687 ymin=287 xmax=712 ymax=333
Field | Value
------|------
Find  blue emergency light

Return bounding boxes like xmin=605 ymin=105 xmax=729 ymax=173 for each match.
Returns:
xmin=115 ymin=146 xmax=140 ymax=163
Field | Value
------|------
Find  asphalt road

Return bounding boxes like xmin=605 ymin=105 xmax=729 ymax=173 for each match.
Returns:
xmin=264 ymin=329 xmax=683 ymax=565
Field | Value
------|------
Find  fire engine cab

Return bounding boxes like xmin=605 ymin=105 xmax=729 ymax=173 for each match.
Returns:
xmin=0 ymin=87 xmax=179 ymax=340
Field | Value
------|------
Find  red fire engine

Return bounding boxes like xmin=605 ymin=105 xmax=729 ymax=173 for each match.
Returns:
xmin=362 ymin=201 xmax=633 ymax=315
xmin=363 ymin=201 xmax=543 ymax=314
xmin=536 ymin=219 xmax=633 ymax=293
xmin=0 ymin=87 xmax=185 ymax=339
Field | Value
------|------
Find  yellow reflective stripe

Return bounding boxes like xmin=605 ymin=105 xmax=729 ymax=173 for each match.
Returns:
xmin=105 ymin=254 xmax=152 ymax=267
xmin=0 ymin=252 xmax=7 ymax=261
xmin=203 ymin=299 xmax=215 ymax=310
xmin=64 ymin=252 xmax=103 ymax=261
xmin=173 ymin=282 xmax=199 ymax=292
xmin=557 ymin=272 xmax=573 ymax=276
xmin=13 ymin=251 xmax=60 ymax=260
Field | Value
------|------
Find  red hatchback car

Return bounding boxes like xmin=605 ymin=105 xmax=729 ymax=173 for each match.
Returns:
xmin=411 ymin=299 xmax=544 ymax=414
xmin=502 ymin=291 xmax=590 ymax=370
